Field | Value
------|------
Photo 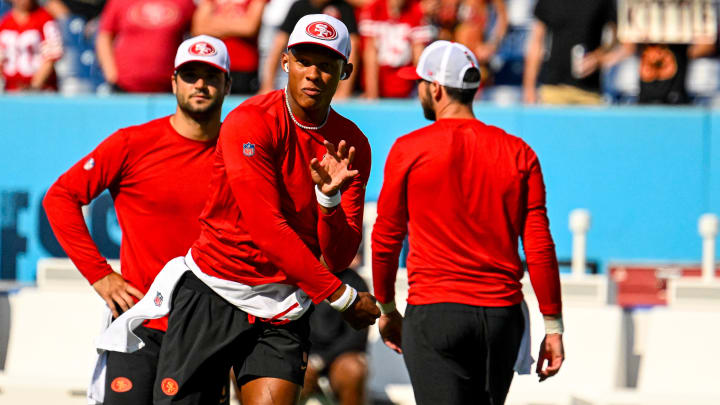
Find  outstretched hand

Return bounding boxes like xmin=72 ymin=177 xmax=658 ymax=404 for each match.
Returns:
xmin=92 ymin=272 xmax=144 ymax=318
xmin=310 ymin=140 xmax=359 ymax=196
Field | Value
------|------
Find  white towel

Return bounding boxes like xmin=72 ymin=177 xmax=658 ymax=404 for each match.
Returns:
xmin=513 ymin=299 xmax=535 ymax=375
xmin=87 ymin=307 xmax=112 ymax=404
xmin=86 ymin=250 xmax=315 ymax=403
xmin=88 ymin=256 xmax=189 ymax=404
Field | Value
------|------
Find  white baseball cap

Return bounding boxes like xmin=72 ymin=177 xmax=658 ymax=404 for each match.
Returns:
xmin=174 ymin=35 xmax=230 ymax=73
xmin=287 ymin=14 xmax=350 ymax=61
xmin=398 ymin=40 xmax=481 ymax=89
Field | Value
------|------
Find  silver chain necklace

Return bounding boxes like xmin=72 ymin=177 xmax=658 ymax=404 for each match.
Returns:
xmin=284 ymin=87 xmax=329 ymax=131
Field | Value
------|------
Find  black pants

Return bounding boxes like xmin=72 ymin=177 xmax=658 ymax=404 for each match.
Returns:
xmin=402 ymin=303 xmax=524 ymax=405
xmin=153 ymin=272 xmax=312 ymax=405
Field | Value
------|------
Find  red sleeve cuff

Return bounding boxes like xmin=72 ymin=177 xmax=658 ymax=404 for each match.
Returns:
xmin=83 ymin=265 xmax=115 ymax=286
xmin=311 ymin=276 xmax=343 ymax=304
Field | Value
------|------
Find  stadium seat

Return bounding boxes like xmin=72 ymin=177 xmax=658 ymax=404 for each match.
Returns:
xmin=0 ymin=261 xmax=107 ymax=404
xmin=54 ymin=16 xmax=105 ymax=95
xmin=603 ymin=56 xmax=639 ymax=104
xmin=574 ymin=307 xmax=720 ymax=405
xmin=687 ymin=58 xmax=720 ymax=105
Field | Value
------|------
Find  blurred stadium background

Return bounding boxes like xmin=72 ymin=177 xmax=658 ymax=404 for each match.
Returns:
xmin=1 ymin=0 xmax=720 ymax=404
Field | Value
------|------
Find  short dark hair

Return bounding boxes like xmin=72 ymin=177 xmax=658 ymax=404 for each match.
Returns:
xmin=444 ymin=67 xmax=481 ymax=104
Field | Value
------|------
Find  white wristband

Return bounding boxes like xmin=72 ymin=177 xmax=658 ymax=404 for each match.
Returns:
xmin=544 ymin=316 xmax=564 ymax=335
xmin=328 ymin=285 xmax=357 ymax=312
xmin=315 ymin=185 xmax=341 ymax=208
xmin=377 ymin=300 xmax=396 ymax=314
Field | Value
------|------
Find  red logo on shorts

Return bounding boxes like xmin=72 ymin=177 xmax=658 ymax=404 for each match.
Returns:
xmin=305 ymin=22 xmax=337 ymax=40
xmin=161 ymin=378 xmax=179 ymax=396
xmin=110 ymin=377 xmax=133 ymax=393
xmin=189 ymin=42 xmax=216 ymax=56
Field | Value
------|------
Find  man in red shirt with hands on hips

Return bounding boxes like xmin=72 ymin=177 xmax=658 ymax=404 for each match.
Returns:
xmin=372 ymin=40 xmax=565 ymax=405
xmin=151 ymin=14 xmax=379 ymax=405
xmin=43 ymin=35 xmax=232 ymax=405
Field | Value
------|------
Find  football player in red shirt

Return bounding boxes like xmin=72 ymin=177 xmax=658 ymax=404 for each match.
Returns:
xmin=372 ymin=41 xmax=565 ymax=405
xmin=43 ymin=35 xmax=232 ymax=405
xmin=151 ymin=14 xmax=379 ymax=405
xmin=0 ymin=0 xmax=62 ymax=91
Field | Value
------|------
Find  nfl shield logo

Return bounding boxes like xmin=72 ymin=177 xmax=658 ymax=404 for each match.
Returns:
xmin=243 ymin=142 xmax=255 ymax=157
xmin=154 ymin=291 xmax=163 ymax=307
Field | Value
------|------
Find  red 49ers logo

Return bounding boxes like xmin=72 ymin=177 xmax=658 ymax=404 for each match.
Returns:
xmin=188 ymin=42 xmax=216 ymax=56
xmin=305 ymin=22 xmax=337 ymax=40
xmin=161 ymin=378 xmax=179 ymax=396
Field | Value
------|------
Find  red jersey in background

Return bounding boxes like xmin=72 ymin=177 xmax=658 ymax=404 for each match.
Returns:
xmin=191 ymin=90 xmax=371 ymax=303
xmin=43 ymin=117 xmax=218 ymax=330
xmin=358 ymin=0 xmax=433 ymax=98
xmin=0 ymin=7 xmax=62 ymax=91
xmin=99 ymin=0 xmax=195 ymax=92
xmin=372 ymin=118 xmax=562 ymax=315
xmin=212 ymin=0 xmax=265 ymax=73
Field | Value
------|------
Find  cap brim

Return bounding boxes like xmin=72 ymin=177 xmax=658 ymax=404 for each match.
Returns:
xmin=175 ymin=59 xmax=228 ymax=73
xmin=397 ymin=66 xmax=421 ymax=81
xmin=288 ymin=41 xmax=348 ymax=61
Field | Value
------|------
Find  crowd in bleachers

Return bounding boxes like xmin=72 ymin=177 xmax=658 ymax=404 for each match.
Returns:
xmin=1 ymin=0 xmax=719 ymax=105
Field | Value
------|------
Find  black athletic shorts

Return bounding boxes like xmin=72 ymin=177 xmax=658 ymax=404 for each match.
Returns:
xmin=153 ymin=271 xmax=312 ymax=405
xmin=104 ymin=325 xmax=230 ymax=405
xmin=402 ymin=303 xmax=524 ymax=405
xmin=308 ymin=269 xmax=368 ymax=375
xmin=103 ymin=325 xmax=163 ymax=405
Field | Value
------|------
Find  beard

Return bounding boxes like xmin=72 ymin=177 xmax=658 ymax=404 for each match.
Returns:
xmin=420 ymin=85 xmax=436 ymax=121
xmin=177 ymin=91 xmax=224 ymax=121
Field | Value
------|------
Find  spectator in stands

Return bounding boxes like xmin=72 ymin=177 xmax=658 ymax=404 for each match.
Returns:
xmin=425 ymin=0 xmax=507 ymax=88
xmin=431 ymin=0 xmax=507 ymax=64
xmin=523 ymin=0 xmax=616 ymax=104
xmin=45 ymin=0 xmax=106 ymax=23
xmin=604 ymin=41 xmax=716 ymax=105
xmin=95 ymin=0 xmax=195 ymax=93
xmin=258 ymin=0 xmax=359 ymax=98
xmin=358 ymin=0 xmax=434 ymax=99
xmin=301 ymin=267 xmax=369 ymax=405
xmin=0 ymin=0 xmax=63 ymax=92
xmin=192 ymin=0 xmax=266 ymax=94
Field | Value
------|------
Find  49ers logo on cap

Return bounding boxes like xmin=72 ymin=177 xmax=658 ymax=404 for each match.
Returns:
xmin=305 ymin=22 xmax=337 ymax=40
xmin=188 ymin=41 xmax=216 ymax=56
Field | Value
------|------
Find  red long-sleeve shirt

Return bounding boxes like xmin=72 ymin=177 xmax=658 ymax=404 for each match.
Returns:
xmin=43 ymin=117 xmax=217 ymax=330
xmin=190 ymin=90 xmax=371 ymax=304
xmin=372 ymin=118 xmax=562 ymax=315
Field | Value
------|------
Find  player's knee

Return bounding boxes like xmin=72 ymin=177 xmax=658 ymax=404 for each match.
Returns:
xmin=332 ymin=353 xmax=368 ymax=384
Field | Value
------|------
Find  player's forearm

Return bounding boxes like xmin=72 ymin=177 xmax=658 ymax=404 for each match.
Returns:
xmin=230 ymin=178 xmax=342 ymax=302
xmin=43 ymin=183 xmax=114 ymax=285
xmin=522 ymin=171 xmax=562 ymax=315
xmin=371 ymin=219 xmax=406 ymax=304
xmin=317 ymin=206 xmax=363 ymax=271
